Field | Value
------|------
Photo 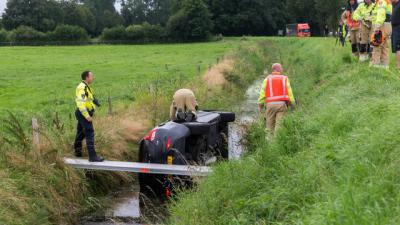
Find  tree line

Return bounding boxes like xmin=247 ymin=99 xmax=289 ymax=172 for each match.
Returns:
xmin=0 ymin=0 xmax=346 ymax=43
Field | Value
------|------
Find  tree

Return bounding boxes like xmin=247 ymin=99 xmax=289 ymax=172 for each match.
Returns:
xmin=121 ymin=0 xmax=172 ymax=26
xmin=2 ymin=0 xmax=64 ymax=32
xmin=204 ymin=0 xmax=287 ymax=36
xmin=286 ymin=0 xmax=346 ymax=35
xmin=167 ymin=0 xmax=212 ymax=40
xmin=82 ymin=0 xmax=123 ymax=34
xmin=60 ymin=1 xmax=96 ymax=35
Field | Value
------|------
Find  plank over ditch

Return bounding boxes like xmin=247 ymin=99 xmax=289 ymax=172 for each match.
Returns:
xmin=64 ymin=158 xmax=212 ymax=176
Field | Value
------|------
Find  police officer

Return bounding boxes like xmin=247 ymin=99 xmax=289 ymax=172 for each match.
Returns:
xmin=258 ymin=63 xmax=295 ymax=137
xmin=170 ymin=89 xmax=198 ymax=122
xmin=73 ymin=71 xmax=104 ymax=162
xmin=353 ymin=0 xmax=376 ymax=62
xmin=370 ymin=0 xmax=392 ymax=69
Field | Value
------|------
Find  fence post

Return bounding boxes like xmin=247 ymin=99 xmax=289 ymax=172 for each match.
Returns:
xmin=32 ymin=118 xmax=40 ymax=150
xmin=108 ymin=94 xmax=113 ymax=116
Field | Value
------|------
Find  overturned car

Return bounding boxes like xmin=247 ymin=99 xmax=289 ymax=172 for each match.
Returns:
xmin=138 ymin=110 xmax=235 ymax=197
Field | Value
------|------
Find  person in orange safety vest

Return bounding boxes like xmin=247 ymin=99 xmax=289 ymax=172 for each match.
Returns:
xmin=258 ymin=63 xmax=295 ymax=136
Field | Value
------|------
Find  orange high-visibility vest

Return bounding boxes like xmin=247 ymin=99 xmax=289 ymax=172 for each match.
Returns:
xmin=346 ymin=11 xmax=360 ymax=29
xmin=265 ymin=74 xmax=290 ymax=103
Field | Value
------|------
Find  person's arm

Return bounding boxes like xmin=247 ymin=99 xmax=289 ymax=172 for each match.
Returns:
xmin=374 ymin=4 xmax=387 ymax=28
xmin=287 ymin=78 xmax=295 ymax=106
xmin=258 ymin=78 xmax=268 ymax=111
xmin=76 ymin=86 xmax=91 ymax=119
xmin=352 ymin=5 xmax=363 ymax=21
xmin=341 ymin=11 xmax=348 ymax=24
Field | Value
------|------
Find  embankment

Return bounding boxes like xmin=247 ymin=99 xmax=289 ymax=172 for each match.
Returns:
xmin=168 ymin=38 xmax=400 ymax=224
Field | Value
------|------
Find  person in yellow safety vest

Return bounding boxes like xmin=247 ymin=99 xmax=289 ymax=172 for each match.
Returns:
xmin=353 ymin=0 xmax=376 ymax=62
xmin=258 ymin=63 xmax=295 ymax=137
xmin=73 ymin=70 xmax=104 ymax=162
xmin=370 ymin=0 xmax=392 ymax=69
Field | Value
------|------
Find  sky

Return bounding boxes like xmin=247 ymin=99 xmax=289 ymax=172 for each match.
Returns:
xmin=0 ymin=0 xmax=5 ymax=15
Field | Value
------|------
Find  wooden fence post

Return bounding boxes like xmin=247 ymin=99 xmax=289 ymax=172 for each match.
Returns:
xmin=32 ymin=118 xmax=40 ymax=150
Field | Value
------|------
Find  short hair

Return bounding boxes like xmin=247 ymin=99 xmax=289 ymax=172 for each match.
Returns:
xmin=271 ymin=63 xmax=282 ymax=72
xmin=81 ymin=71 xmax=91 ymax=80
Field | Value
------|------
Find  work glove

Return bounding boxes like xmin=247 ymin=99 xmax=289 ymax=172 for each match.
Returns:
xmin=93 ymin=98 xmax=101 ymax=107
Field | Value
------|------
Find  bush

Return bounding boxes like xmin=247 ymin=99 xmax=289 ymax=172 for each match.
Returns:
xmin=0 ymin=29 xmax=9 ymax=42
xmin=10 ymin=26 xmax=48 ymax=42
xmin=101 ymin=25 xmax=126 ymax=41
xmin=125 ymin=25 xmax=145 ymax=41
xmin=126 ymin=23 xmax=165 ymax=42
xmin=141 ymin=22 xmax=165 ymax=41
xmin=49 ymin=24 xmax=89 ymax=42
xmin=102 ymin=23 xmax=165 ymax=42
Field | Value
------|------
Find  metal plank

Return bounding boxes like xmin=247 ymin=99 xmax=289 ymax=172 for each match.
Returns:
xmin=64 ymin=158 xmax=212 ymax=176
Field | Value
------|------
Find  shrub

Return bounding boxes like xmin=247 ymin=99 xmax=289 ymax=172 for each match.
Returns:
xmin=49 ymin=24 xmax=89 ymax=42
xmin=10 ymin=26 xmax=48 ymax=42
xmin=101 ymin=25 xmax=126 ymax=41
xmin=141 ymin=22 xmax=165 ymax=41
xmin=125 ymin=24 xmax=145 ymax=41
xmin=0 ymin=29 xmax=9 ymax=42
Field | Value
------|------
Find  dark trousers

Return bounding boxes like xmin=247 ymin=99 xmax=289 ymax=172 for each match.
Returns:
xmin=73 ymin=110 xmax=98 ymax=159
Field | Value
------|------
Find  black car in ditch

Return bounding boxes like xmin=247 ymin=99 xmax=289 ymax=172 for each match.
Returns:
xmin=138 ymin=110 xmax=235 ymax=198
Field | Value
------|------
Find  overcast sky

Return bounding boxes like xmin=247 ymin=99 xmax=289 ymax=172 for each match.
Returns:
xmin=0 ymin=0 xmax=5 ymax=15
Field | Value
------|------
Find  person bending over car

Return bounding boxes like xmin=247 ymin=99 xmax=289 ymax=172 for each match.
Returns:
xmin=170 ymin=89 xmax=198 ymax=122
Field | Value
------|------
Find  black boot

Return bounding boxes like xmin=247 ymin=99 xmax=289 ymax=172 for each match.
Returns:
xmin=74 ymin=150 xmax=82 ymax=158
xmin=89 ymin=156 xmax=105 ymax=162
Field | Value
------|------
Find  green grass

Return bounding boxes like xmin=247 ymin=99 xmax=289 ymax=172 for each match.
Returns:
xmin=0 ymin=38 xmax=272 ymax=224
xmin=168 ymin=38 xmax=400 ymax=225
xmin=0 ymin=40 xmax=241 ymax=115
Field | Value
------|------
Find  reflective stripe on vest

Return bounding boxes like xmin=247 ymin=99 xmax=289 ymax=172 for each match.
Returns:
xmin=265 ymin=75 xmax=290 ymax=103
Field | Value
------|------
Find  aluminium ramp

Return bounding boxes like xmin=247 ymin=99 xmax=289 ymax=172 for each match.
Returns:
xmin=64 ymin=158 xmax=212 ymax=176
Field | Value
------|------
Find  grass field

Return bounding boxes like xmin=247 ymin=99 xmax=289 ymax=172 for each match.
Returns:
xmin=0 ymin=39 xmax=243 ymax=116
xmin=168 ymin=38 xmax=400 ymax=224
xmin=0 ymin=37 xmax=271 ymax=224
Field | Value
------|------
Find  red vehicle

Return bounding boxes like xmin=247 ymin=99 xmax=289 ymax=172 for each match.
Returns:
xmin=286 ymin=23 xmax=311 ymax=37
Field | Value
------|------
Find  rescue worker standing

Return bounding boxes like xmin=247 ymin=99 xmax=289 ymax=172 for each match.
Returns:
xmin=258 ymin=63 xmax=295 ymax=136
xmin=392 ymin=0 xmax=400 ymax=69
xmin=342 ymin=0 xmax=361 ymax=57
xmin=353 ymin=0 xmax=376 ymax=62
xmin=73 ymin=71 xmax=104 ymax=162
xmin=170 ymin=89 xmax=198 ymax=122
xmin=370 ymin=0 xmax=392 ymax=68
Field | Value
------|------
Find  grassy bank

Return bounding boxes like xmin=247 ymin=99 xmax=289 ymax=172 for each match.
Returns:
xmin=0 ymin=38 xmax=271 ymax=224
xmin=168 ymin=38 xmax=400 ymax=224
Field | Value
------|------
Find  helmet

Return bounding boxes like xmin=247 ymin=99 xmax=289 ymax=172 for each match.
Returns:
xmin=371 ymin=30 xmax=385 ymax=46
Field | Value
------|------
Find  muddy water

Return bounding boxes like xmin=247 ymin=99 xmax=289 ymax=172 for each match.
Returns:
xmin=83 ymin=78 xmax=263 ymax=225
xmin=228 ymin=77 xmax=263 ymax=159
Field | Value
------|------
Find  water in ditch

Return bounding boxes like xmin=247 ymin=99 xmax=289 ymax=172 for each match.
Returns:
xmin=82 ymin=78 xmax=263 ymax=225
